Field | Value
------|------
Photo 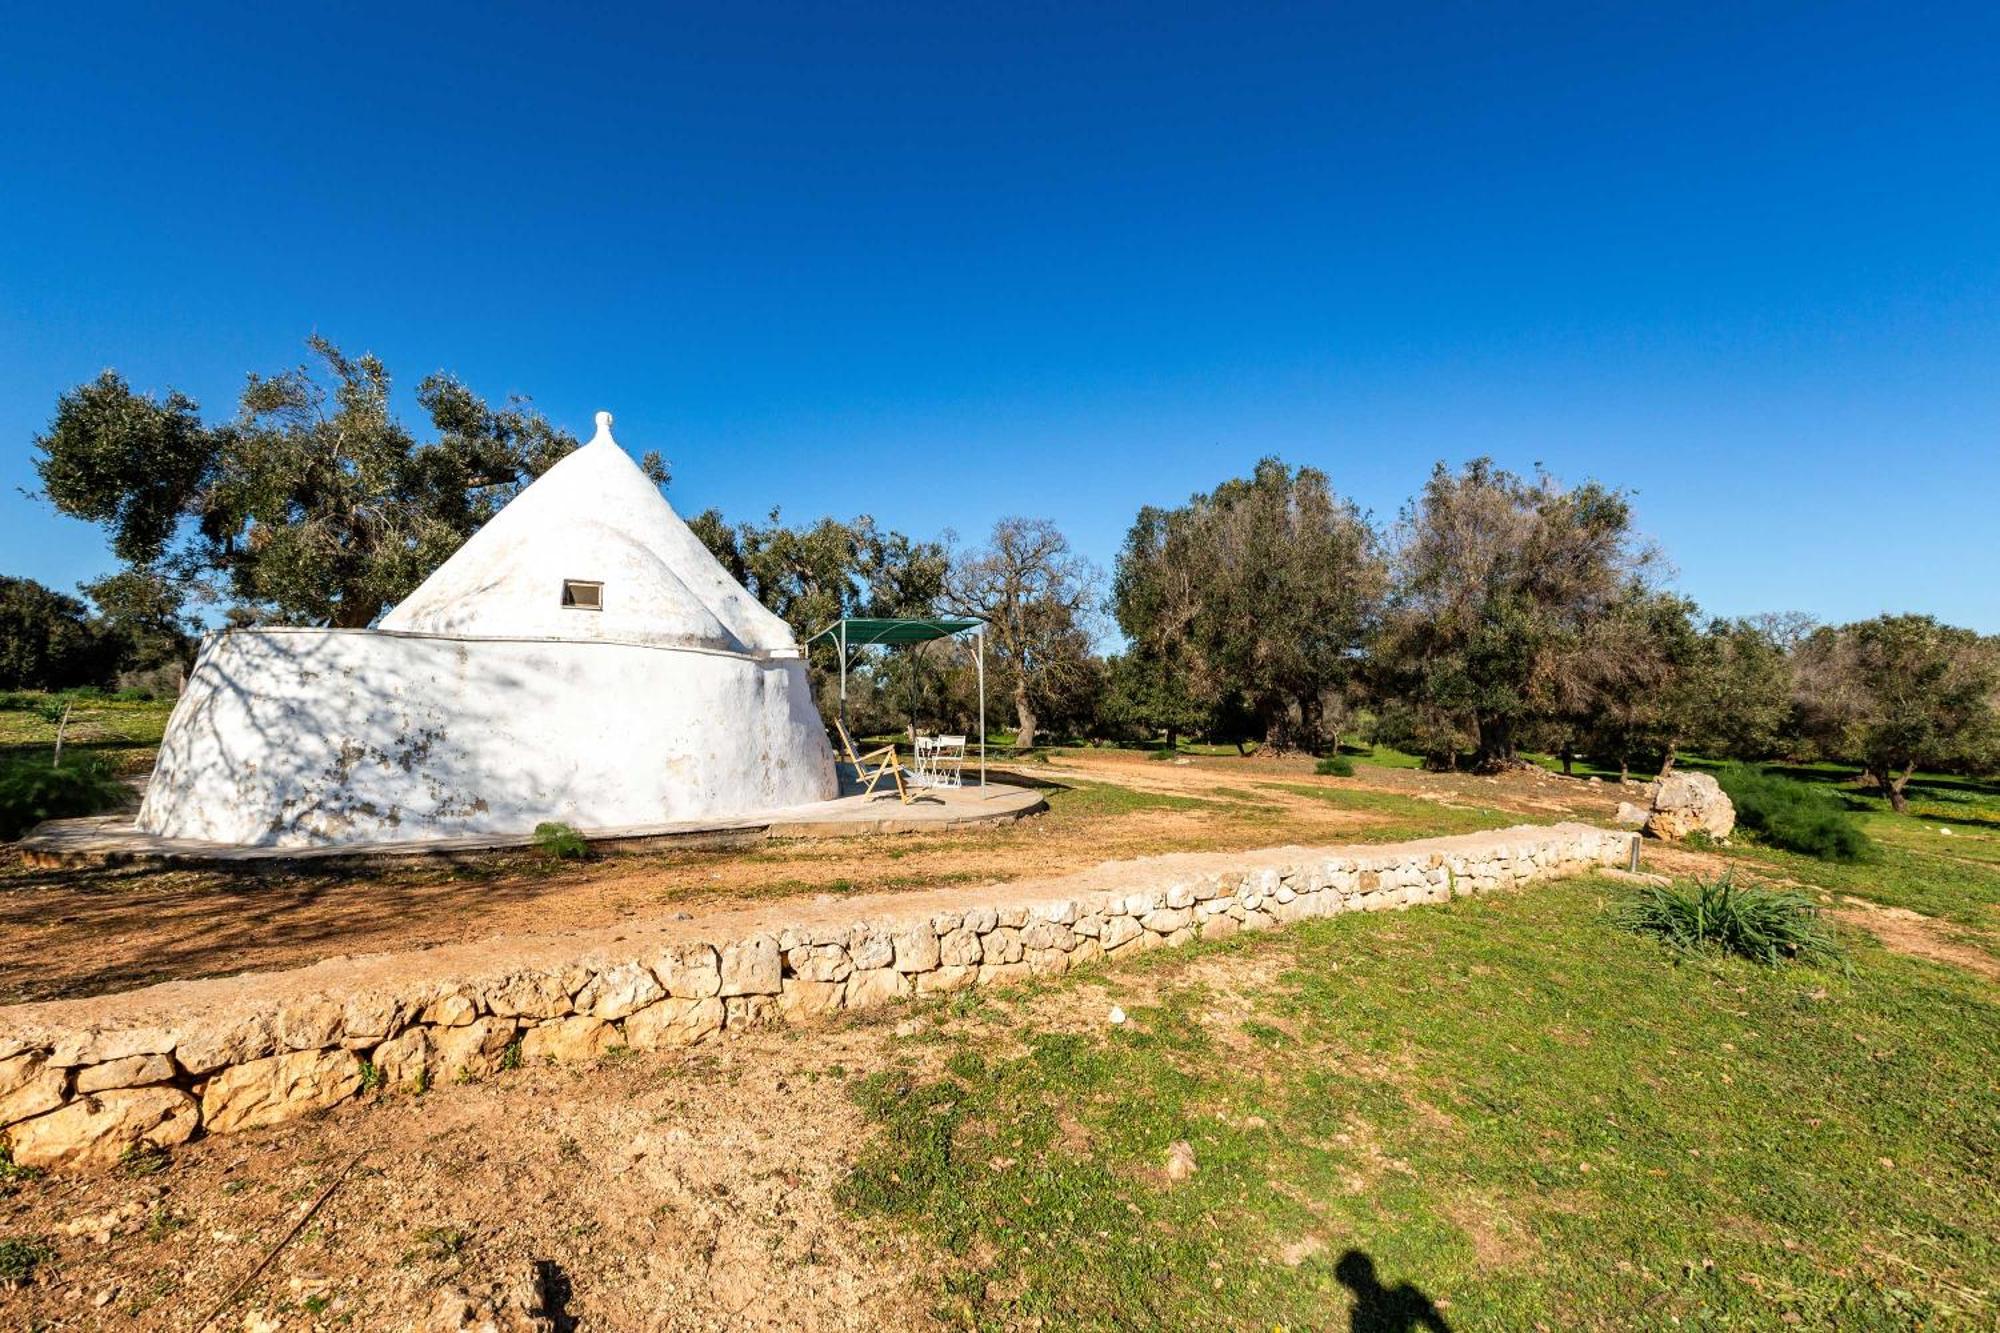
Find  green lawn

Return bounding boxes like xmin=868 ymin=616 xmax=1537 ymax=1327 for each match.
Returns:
xmin=0 ymin=690 xmax=174 ymax=775
xmin=844 ymin=872 xmax=1999 ymax=1330
xmin=1691 ymin=766 xmax=2000 ymax=943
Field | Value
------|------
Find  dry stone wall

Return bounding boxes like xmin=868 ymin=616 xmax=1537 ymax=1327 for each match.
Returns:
xmin=1 ymin=822 xmax=1635 ymax=1170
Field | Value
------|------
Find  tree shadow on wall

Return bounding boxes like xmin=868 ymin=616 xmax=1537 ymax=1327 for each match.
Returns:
xmin=1335 ymin=1250 xmax=1453 ymax=1333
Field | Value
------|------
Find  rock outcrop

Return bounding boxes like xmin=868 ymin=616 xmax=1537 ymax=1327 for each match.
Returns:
xmin=1642 ymin=772 xmax=1736 ymax=842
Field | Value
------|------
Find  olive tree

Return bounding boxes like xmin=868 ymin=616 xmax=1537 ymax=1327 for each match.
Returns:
xmin=1792 ymin=614 xmax=1999 ymax=811
xmin=1379 ymin=459 xmax=1653 ymax=770
xmin=945 ymin=517 xmax=1101 ymax=750
xmin=34 ymin=337 xmax=579 ymax=628
xmin=1114 ymin=459 xmax=1384 ymax=752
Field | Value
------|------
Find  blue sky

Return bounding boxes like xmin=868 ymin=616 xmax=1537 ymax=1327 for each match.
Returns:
xmin=3 ymin=3 xmax=1996 ymax=631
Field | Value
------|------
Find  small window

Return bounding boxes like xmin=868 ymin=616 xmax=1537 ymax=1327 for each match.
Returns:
xmin=561 ymin=579 xmax=603 ymax=611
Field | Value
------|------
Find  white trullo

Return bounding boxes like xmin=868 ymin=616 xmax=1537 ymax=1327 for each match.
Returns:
xmin=139 ymin=413 xmax=838 ymax=847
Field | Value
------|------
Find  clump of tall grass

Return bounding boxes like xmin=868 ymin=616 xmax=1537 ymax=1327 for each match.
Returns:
xmin=532 ymin=820 xmax=589 ymax=861
xmin=1715 ymin=764 xmax=1874 ymax=862
xmin=1615 ymin=872 xmax=1842 ymax=966
xmin=0 ymin=755 xmax=126 ymax=841
xmin=1314 ymin=755 xmax=1355 ymax=777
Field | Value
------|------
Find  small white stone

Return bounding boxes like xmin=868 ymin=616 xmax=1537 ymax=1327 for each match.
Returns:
xmin=1108 ymin=1006 xmax=1126 ymax=1026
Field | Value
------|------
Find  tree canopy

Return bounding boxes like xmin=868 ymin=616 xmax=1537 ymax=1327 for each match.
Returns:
xmin=34 ymin=338 xmax=579 ymax=628
xmin=1114 ymin=458 xmax=1384 ymax=751
xmin=1377 ymin=459 xmax=1653 ymax=769
xmin=1792 ymin=614 xmax=2000 ymax=810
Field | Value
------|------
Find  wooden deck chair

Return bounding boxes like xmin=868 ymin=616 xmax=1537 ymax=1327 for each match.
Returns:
xmin=833 ymin=718 xmax=911 ymax=804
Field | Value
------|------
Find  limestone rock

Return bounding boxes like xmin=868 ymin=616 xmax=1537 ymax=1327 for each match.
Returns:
xmin=890 ymin=924 xmax=940 ymax=973
xmin=0 ymin=1050 xmax=49 ymax=1098
xmin=623 ymin=997 xmax=723 ymax=1050
xmin=176 ymin=1014 xmax=278 ymax=1076
xmin=482 ymin=972 xmax=573 ymax=1020
xmin=718 ymin=935 xmax=782 ymax=997
xmin=75 ymin=1053 xmax=177 ymax=1094
xmin=980 ymin=927 xmax=1024 ymax=965
xmin=653 ymin=943 xmax=723 ymax=999
xmin=786 ymin=943 xmax=853 ymax=984
xmin=1100 ymin=915 xmax=1142 ymax=951
xmin=938 ymin=927 xmax=983 ymax=968
xmin=1020 ymin=920 xmax=1075 ymax=952
xmin=778 ymin=978 xmax=845 ymax=1023
xmin=914 ymin=965 xmax=977 ymax=994
xmin=1644 ymin=772 xmax=1735 ymax=841
xmin=1140 ymin=907 xmax=1193 ymax=934
xmin=48 ymin=1024 xmax=177 ymax=1069
xmin=7 ymin=1086 xmax=198 ymax=1170
xmin=421 ymin=987 xmax=482 ymax=1028
xmin=275 ymin=995 xmax=346 ymax=1051
xmin=1 ymin=1057 xmax=68 ymax=1128
xmin=1613 ymin=801 xmax=1649 ymax=829
xmin=1023 ymin=947 xmax=1070 ymax=977
xmin=201 ymin=1048 xmax=365 ymax=1134
xmin=340 ymin=989 xmax=411 ymax=1046
xmin=520 ymin=1016 xmax=619 ymax=1064
xmin=845 ymin=968 xmax=909 ymax=1009
xmin=848 ymin=925 xmax=894 ymax=972
xmin=577 ymin=962 xmax=664 ymax=1020
xmin=431 ymin=1018 xmax=520 ymax=1081
xmin=724 ymin=995 xmax=777 ymax=1028
xmin=371 ymin=1026 xmax=433 ymax=1089
xmin=1165 ymin=1139 xmax=1198 ymax=1183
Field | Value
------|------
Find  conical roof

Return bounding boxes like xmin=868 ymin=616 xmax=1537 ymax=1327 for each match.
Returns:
xmin=379 ymin=412 xmax=797 ymax=655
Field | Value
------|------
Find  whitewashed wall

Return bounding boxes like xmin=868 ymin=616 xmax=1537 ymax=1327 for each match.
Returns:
xmin=137 ymin=628 xmax=839 ymax=847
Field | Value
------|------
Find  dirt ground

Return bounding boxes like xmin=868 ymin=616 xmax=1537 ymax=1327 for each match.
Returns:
xmin=0 ymin=952 xmax=1264 ymax=1333
xmin=0 ymin=1008 xmax=943 ymax=1331
xmin=3 ymin=755 xmax=1993 ymax=1331
xmin=0 ymin=753 xmax=1627 ymax=1005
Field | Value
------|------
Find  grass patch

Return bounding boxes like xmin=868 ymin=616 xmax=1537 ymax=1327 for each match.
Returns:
xmin=0 ymin=690 xmax=174 ymax=775
xmin=0 ymin=1235 xmax=54 ymax=1283
xmin=842 ymin=876 xmax=2000 ymax=1328
xmin=532 ymin=820 xmax=589 ymax=861
xmin=0 ymin=753 xmax=127 ymax=840
xmin=1615 ymin=873 xmax=1844 ymax=966
xmin=1042 ymin=780 xmax=1211 ymax=818
xmin=1314 ymin=754 xmax=1355 ymax=777
xmin=1716 ymin=764 xmax=1875 ymax=863
xmin=1265 ymin=782 xmax=1515 ymax=840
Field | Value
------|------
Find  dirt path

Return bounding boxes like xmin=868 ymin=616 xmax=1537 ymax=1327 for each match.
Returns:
xmin=1832 ymin=897 xmax=2000 ymax=983
xmin=0 ymin=757 xmax=1620 ymax=1007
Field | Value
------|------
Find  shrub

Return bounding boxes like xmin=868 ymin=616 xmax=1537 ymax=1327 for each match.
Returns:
xmin=0 ymin=755 xmax=126 ymax=841
xmin=1314 ymin=755 xmax=1355 ymax=777
xmin=532 ymin=820 xmax=588 ymax=861
xmin=1145 ymin=746 xmax=1177 ymax=762
xmin=1615 ymin=873 xmax=1843 ymax=966
xmin=0 ymin=1236 xmax=53 ymax=1283
xmin=1715 ymin=764 xmax=1875 ymax=862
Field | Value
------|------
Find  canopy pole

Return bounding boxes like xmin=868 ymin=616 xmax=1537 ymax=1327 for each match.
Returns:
xmin=977 ymin=626 xmax=987 ymax=788
xmin=839 ymin=619 xmax=848 ymax=734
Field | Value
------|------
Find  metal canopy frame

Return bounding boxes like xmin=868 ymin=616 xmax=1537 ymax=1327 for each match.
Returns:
xmin=804 ymin=617 xmax=987 ymax=788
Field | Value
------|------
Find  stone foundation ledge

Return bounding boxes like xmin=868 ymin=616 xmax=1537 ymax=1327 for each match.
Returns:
xmin=0 ymin=822 xmax=1635 ymax=1171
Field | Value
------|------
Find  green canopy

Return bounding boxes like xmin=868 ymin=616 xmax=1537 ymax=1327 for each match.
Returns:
xmin=805 ymin=617 xmax=982 ymax=648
